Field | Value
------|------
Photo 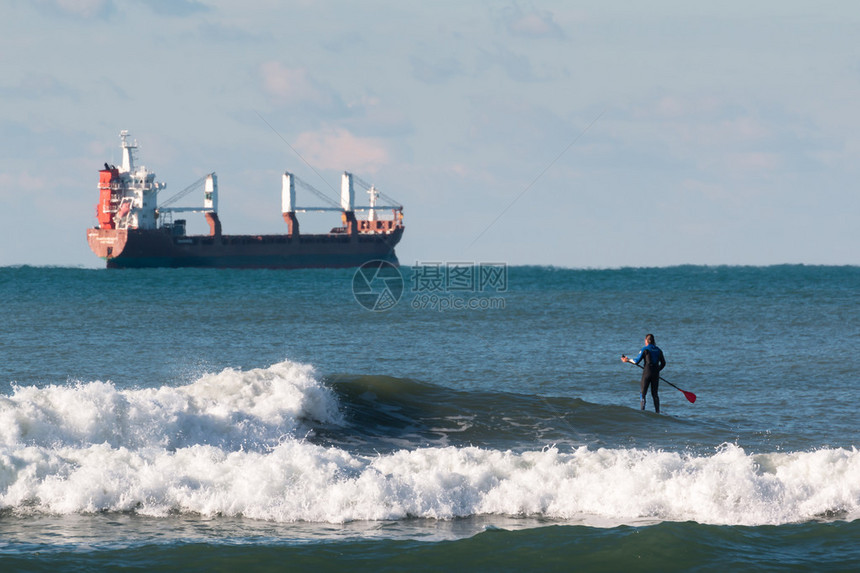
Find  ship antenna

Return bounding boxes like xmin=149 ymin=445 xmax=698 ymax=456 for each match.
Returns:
xmin=119 ymin=130 xmax=138 ymax=173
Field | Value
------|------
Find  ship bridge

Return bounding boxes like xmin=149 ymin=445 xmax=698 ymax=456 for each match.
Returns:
xmin=96 ymin=131 xmax=165 ymax=232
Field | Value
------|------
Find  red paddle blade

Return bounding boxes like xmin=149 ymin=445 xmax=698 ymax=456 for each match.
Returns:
xmin=683 ymin=390 xmax=697 ymax=403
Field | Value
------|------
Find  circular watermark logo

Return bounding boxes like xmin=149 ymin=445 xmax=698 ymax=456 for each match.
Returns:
xmin=352 ymin=260 xmax=404 ymax=311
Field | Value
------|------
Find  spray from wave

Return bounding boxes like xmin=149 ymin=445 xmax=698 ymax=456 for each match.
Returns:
xmin=0 ymin=361 xmax=857 ymax=526
xmin=0 ymin=360 xmax=341 ymax=451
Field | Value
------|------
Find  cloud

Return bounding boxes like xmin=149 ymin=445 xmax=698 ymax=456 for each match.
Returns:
xmin=410 ymin=55 xmax=466 ymax=84
xmin=198 ymin=21 xmax=259 ymax=43
xmin=645 ymin=96 xmax=770 ymax=144
xmin=136 ymin=0 xmax=208 ymax=17
xmin=627 ymin=94 xmax=781 ymax=156
xmin=343 ymin=95 xmax=413 ymax=138
xmin=0 ymin=171 xmax=51 ymax=204
xmin=505 ymin=7 xmax=565 ymax=39
xmin=294 ymin=128 xmax=389 ymax=174
xmin=676 ymin=117 xmax=771 ymax=147
xmin=682 ymin=178 xmax=729 ymax=201
xmin=0 ymin=73 xmax=78 ymax=100
xmin=260 ymin=62 xmax=342 ymax=111
xmin=476 ymin=44 xmax=540 ymax=82
xmin=260 ymin=62 xmax=316 ymax=102
xmin=651 ymin=95 xmax=723 ymax=119
xmin=725 ymin=151 xmax=781 ymax=172
xmin=35 ymin=0 xmax=206 ymax=19
xmin=35 ymin=0 xmax=114 ymax=19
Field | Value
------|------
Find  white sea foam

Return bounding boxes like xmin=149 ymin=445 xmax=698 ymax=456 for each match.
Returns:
xmin=0 ymin=360 xmax=341 ymax=450
xmin=0 ymin=362 xmax=857 ymax=526
xmin=0 ymin=440 xmax=857 ymax=526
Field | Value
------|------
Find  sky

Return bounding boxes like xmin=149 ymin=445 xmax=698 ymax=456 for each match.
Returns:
xmin=1 ymin=0 xmax=858 ymax=268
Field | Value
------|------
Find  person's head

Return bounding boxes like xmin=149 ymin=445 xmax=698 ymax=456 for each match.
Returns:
xmin=645 ymin=333 xmax=655 ymax=345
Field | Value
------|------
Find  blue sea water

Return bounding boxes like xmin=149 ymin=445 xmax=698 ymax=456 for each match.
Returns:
xmin=0 ymin=265 xmax=858 ymax=571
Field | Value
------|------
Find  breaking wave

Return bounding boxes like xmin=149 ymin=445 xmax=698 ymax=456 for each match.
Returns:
xmin=0 ymin=361 xmax=857 ymax=527
xmin=0 ymin=360 xmax=341 ymax=451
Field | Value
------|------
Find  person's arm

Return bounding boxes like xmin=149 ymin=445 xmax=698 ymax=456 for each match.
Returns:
xmin=658 ymin=350 xmax=666 ymax=371
xmin=621 ymin=348 xmax=641 ymax=363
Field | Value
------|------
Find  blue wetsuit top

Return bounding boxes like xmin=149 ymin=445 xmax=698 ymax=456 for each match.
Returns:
xmin=633 ymin=344 xmax=666 ymax=371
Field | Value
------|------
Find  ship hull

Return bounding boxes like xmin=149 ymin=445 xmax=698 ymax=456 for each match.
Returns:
xmin=87 ymin=228 xmax=403 ymax=269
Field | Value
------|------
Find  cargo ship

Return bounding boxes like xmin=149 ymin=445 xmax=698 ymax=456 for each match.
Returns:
xmin=87 ymin=131 xmax=404 ymax=269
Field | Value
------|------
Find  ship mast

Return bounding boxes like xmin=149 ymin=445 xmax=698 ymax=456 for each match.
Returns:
xmin=368 ymin=185 xmax=379 ymax=222
xmin=120 ymin=130 xmax=136 ymax=173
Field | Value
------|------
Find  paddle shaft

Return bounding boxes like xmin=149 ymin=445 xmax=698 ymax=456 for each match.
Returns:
xmin=624 ymin=359 xmax=697 ymax=403
xmin=629 ymin=361 xmax=680 ymax=391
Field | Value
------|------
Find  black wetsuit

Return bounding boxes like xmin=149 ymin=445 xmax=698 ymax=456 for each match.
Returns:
xmin=633 ymin=344 xmax=666 ymax=413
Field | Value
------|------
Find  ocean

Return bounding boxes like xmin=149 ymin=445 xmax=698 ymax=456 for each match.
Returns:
xmin=0 ymin=264 xmax=857 ymax=571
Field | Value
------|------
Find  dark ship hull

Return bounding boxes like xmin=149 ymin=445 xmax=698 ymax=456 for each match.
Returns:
xmin=87 ymin=227 xmax=403 ymax=269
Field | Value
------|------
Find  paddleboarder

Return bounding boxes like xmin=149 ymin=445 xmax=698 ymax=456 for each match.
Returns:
xmin=622 ymin=334 xmax=666 ymax=413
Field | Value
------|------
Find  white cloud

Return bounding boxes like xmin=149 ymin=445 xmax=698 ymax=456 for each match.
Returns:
xmin=506 ymin=9 xmax=565 ymax=39
xmin=682 ymin=178 xmax=727 ymax=199
xmin=410 ymin=55 xmax=466 ymax=84
xmin=0 ymin=172 xmax=49 ymax=198
xmin=677 ymin=117 xmax=771 ymax=147
xmin=259 ymin=62 xmax=346 ymax=115
xmin=38 ymin=0 xmax=207 ymax=19
xmin=0 ymin=73 xmax=77 ymax=99
xmin=624 ymin=95 xmax=784 ymax=177
xmin=137 ymin=0 xmax=208 ymax=17
xmin=651 ymin=95 xmax=722 ymax=119
xmin=37 ymin=0 xmax=113 ymax=18
xmin=477 ymin=44 xmax=540 ymax=82
xmin=260 ymin=62 xmax=322 ymax=103
xmin=294 ymin=128 xmax=389 ymax=174
xmin=725 ymin=151 xmax=781 ymax=172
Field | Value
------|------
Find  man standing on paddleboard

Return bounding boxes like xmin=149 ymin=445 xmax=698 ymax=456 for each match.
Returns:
xmin=621 ymin=334 xmax=666 ymax=413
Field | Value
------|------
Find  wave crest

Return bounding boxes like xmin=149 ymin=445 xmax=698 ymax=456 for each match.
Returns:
xmin=0 ymin=360 xmax=342 ymax=450
xmin=1 ymin=440 xmax=857 ymax=526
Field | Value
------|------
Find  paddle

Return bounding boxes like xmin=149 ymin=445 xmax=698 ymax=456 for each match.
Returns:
xmin=622 ymin=358 xmax=697 ymax=403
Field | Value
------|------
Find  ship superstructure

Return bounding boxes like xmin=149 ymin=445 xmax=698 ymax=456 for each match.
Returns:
xmin=96 ymin=131 xmax=168 ymax=232
xmin=87 ymin=131 xmax=404 ymax=268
